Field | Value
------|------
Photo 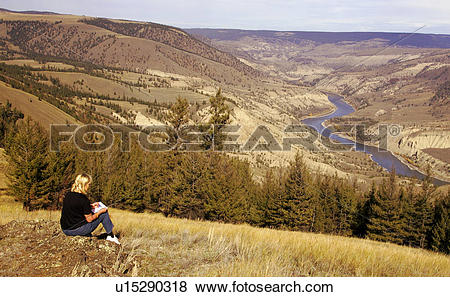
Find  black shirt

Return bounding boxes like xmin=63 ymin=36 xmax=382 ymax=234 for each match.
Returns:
xmin=60 ymin=191 xmax=92 ymax=230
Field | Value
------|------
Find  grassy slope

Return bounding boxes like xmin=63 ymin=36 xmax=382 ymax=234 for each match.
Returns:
xmin=41 ymin=71 xmax=209 ymax=104
xmin=0 ymin=149 xmax=448 ymax=277
xmin=0 ymin=81 xmax=80 ymax=128
xmin=0 ymin=194 xmax=449 ymax=276
xmin=0 ymin=11 xmax=257 ymax=87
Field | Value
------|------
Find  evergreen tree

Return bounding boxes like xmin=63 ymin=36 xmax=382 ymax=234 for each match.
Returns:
xmin=5 ymin=118 xmax=50 ymax=210
xmin=209 ymin=88 xmax=230 ymax=126
xmin=333 ymin=178 xmax=358 ymax=236
xmin=205 ymin=154 xmax=256 ymax=223
xmin=42 ymin=143 xmax=76 ymax=209
xmin=395 ymin=186 xmax=415 ymax=245
xmin=146 ymin=152 xmax=177 ymax=212
xmin=428 ymin=192 xmax=449 ymax=254
xmin=316 ymin=175 xmax=336 ymax=233
xmin=75 ymin=150 xmax=108 ymax=202
xmin=0 ymin=100 xmax=23 ymax=146
xmin=396 ymin=170 xmax=435 ymax=248
xmin=204 ymin=88 xmax=231 ymax=150
xmin=256 ymin=169 xmax=286 ymax=228
xmin=120 ymin=145 xmax=147 ymax=212
xmin=280 ymin=153 xmax=316 ymax=231
xmin=160 ymin=153 xmax=208 ymax=219
xmin=407 ymin=174 xmax=434 ymax=248
xmin=100 ymin=138 xmax=126 ymax=206
xmin=353 ymin=184 xmax=377 ymax=238
xmin=168 ymin=96 xmax=189 ymax=148
xmin=366 ymin=171 xmax=403 ymax=244
xmin=168 ymin=96 xmax=189 ymax=130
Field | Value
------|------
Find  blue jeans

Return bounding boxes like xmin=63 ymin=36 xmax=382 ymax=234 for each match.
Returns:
xmin=62 ymin=212 xmax=114 ymax=236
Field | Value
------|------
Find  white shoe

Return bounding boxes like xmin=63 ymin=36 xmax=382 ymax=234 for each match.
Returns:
xmin=106 ymin=235 xmax=121 ymax=245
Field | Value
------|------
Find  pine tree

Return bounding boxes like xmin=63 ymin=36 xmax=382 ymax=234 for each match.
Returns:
xmin=316 ymin=175 xmax=336 ymax=233
xmin=333 ymin=178 xmax=357 ymax=236
xmin=256 ymin=169 xmax=285 ymax=228
xmin=205 ymin=154 xmax=256 ymax=223
xmin=428 ymin=192 xmax=449 ymax=254
xmin=169 ymin=96 xmax=189 ymax=129
xmin=204 ymin=88 xmax=231 ymax=151
xmin=75 ymin=149 xmax=108 ymax=203
xmin=395 ymin=186 xmax=415 ymax=245
xmin=146 ymin=152 xmax=176 ymax=212
xmin=100 ymin=138 xmax=126 ymax=206
xmin=353 ymin=184 xmax=377 ymax=238
xmin=5 ymin=118 xmax=50 ymax=210
xmin=42 ymin=143 xmax=76 ymax=209
xmin=160 ymin=153 xmax=207 ymax=219
xmin=120 ymin=145 xmax=147 ymax=212
xmin=209 ymin=89 xmax=230 ymax=126
xmin=401 ymin=170 xmax=435 ymax=248
xmin=280 ymin=153 xmax=316 ymax=231
xmin=168 ymin=96 xmax=189 ymax=147
xmin=408 ymin=174 xmax=434 ymax=248
xmin=0 ymin=100 xmax=23 ymax=146
xmin=366 ymin=171 xmax=403 ymax=244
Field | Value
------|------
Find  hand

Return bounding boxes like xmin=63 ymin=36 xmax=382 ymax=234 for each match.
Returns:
xmin=98 ymin=207 xmax=108 ymax=214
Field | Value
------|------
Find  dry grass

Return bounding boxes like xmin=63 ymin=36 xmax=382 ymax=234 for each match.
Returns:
xmin=0 ymin=59 xmax=76 ymax=70
xmin=0 ymin=82 xmax=80 ymax=128
xmin=41 ymin=71 xmax=209 ymax=104
xmin=0 ymin=195 xmax=449 ymax=276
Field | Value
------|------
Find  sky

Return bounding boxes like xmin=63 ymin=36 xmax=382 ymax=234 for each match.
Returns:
xmin=1 ymin=0 xmax=450 ymax=34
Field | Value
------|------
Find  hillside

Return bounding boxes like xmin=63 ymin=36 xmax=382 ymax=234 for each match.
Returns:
xmin=430 ymin=80 xmax=450 ymax=106
xmin=0 ymin=195 xmax=449 ymax=277
xmin=0 ymin=9 xmax=447 ymax=184
xmin=0 ymin=9 xmax=332 ymax=119
xmin=187 ymin=28 xmax=450 ymax=83
xmin=0 ymin=11 xmax=259 ymax=86
xmin=80 ymin=18 xmax=259 ymax=78
xmin=0 ymin=9 xmax=339 ymax=183
xmin=187 ymin=29 xmax=450 ymax=48
xmin=0 ymin=81 xmax=80 ymax=128
xmin=189 ymin=28 xmax=450 ymax=182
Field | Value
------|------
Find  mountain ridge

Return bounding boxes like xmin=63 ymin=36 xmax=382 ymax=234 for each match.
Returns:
xmin=186 ymin=28 xmax=450 ymax=48
xmin=0 ymin=7 xmax=61 ymax=15
xmin=0 ymin=10 xmax=260 ymax=85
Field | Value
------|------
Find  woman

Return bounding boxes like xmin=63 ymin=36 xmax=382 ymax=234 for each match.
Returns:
xmin=60 ymin=173 xmax=120 ymax=245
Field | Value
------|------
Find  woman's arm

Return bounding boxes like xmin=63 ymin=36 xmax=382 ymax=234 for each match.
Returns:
xmin=84 ymin=207 xmax=107 ymax=222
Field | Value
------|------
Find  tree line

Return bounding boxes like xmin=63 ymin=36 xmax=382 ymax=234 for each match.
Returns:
xmin=1 ymin=93 xmax=448 ymax=254
xmin=0 ymin=63 xmax=176 ymax=124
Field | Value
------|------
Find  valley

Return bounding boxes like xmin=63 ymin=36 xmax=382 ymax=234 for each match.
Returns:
xmin=188 ymin=28 xmax=450 ymax=183
xmin=0 ymin=5 xmax=449 ymax=280
xmin=0 ymin=9 xmax=449 ymax=185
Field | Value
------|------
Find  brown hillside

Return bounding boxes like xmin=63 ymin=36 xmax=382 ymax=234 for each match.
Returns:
xmin=81 ymin=18 xmax=260 ymax=77
xmin=0 ymin=81 xmax=79 ymax=128
xmin=0 ymin=12 xmax=259 ymax=86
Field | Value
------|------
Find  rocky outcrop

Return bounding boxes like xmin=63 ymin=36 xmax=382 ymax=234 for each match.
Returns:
xmin=397 ymin=130 xmax=450 ymax=152
xmin=391 ymin=129 xmax=450 ymax=180
xmin=0 ymin=220 xmax=141 ymax=276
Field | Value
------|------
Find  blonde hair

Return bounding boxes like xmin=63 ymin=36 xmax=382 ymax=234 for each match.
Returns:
xmin=71 ymin=173 xmax=92 ymax=195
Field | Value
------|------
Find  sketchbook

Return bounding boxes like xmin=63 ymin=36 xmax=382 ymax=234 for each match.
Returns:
xmin=93 ymin=202 xmax=107 ymax=213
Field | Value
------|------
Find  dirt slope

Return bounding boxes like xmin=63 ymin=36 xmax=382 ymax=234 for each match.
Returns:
xmin=0 ymin=220 xmax=141 ymax=276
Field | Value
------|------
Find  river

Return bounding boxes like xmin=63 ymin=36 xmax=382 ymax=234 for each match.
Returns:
xmin=302 ymin=94 xmax=448 ymax=186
